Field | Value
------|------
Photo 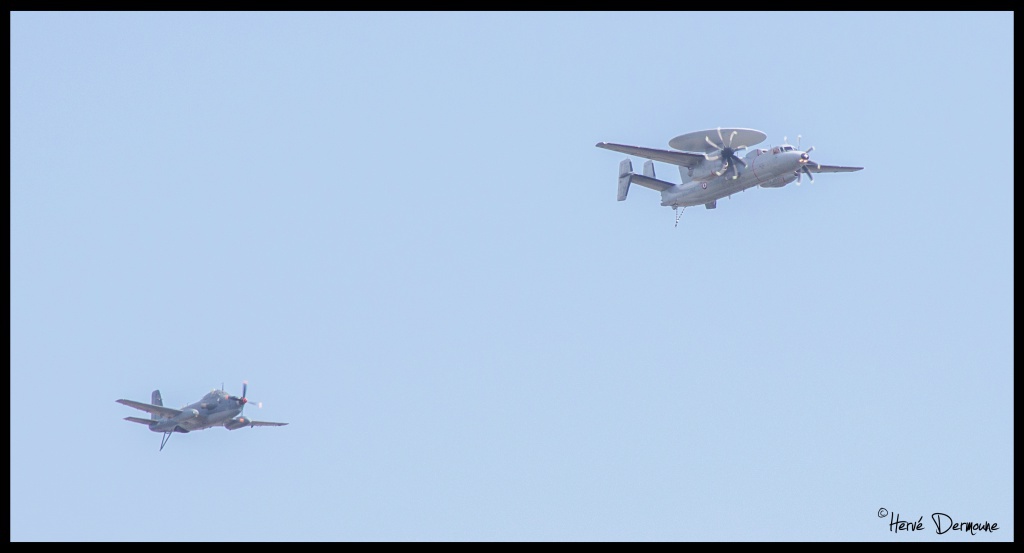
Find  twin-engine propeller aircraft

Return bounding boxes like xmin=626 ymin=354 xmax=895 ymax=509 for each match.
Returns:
xmin=117 ymin=382 xmax=287 ymax=451
xmin=596 ymin=127 xmax=862 ymax=226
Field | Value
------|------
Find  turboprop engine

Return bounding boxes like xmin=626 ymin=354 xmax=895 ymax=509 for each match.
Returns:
xmin=224 ymin=416 xmax=251 ymax=430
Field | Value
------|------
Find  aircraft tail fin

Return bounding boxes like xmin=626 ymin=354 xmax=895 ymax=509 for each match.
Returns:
xmin=150 ymin=390 xmax=163 ymax=420
xmin=643 ymin=160 xmax=656 ymax=179
xmin=617 ymin=158 xmax=675 ymax=202
xmin=617 ymin=159 xmax=632 ymax=201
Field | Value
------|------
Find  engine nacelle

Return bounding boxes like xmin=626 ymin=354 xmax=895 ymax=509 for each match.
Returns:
xmin=224 ymin=416 xmax=251 ymax=430
xmin=688 ymin=159 xmax=721 ymax=182
xmin=760 ymin=172 xmax=798 ymax=188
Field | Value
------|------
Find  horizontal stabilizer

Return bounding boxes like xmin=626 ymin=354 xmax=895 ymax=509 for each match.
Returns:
xmin=124 ymin=416 xmax=156 ymax=426
xmin=628 ymin=173 xmax=674 ymax=192
xmin=614 ymin=157 xmax=675 ymax=200
xmin=116 ymin=398 xmax=182 ymax=419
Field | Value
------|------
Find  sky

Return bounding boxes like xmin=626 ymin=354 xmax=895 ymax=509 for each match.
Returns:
xmin=10 ymin=12 xmax=1013 ymax=541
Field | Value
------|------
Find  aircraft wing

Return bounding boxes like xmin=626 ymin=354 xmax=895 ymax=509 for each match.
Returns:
xmin=806 ymin=163 xmax=863 ymax=173
xmin=247 ymin=420 xmax=288 ymax=427
xmin=596 ymin=142 xmax=705 ymax=168
xmin=116 ymin=399 xmax=182 ymax=419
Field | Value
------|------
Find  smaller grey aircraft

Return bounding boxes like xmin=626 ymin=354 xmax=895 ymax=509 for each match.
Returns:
xmin=117 ymin=382 xmax=287 ymax=451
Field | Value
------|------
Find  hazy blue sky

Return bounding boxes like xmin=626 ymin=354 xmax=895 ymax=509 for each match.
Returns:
xmin=11 ymin=12 xmax=1012 ymax=541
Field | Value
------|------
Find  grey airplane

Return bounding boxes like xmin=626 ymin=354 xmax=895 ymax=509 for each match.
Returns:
xmin=117 ymin=382 xmax=287 ymax=451
xmin=596 ymin=127 xmax=863 ymax=226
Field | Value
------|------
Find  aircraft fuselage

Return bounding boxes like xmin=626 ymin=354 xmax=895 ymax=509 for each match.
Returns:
xmin=661 ymin=150 xmax=804 ymax=208
xmin=149 ymin=392 xmax=245 ymax=433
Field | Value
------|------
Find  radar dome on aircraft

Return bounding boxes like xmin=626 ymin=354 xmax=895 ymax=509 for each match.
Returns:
xmin=668 ymin=128 xmax=767 ymax=152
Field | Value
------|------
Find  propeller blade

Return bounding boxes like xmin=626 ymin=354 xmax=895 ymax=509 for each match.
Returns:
xmin=805 ymin=146 xmax=814 ymax=156
xmin=728 ymin=130 xmax=737 ymax=147
xmin=732 ymin=155 xmax=747 ymax=168
xmin=717 ymin=127 xmax=725 ymax=146
xmin=705 ymin=135 xmax=721 ymax=150
xmin=730 ymin=162 xmax=739 ymax=179
xmin=796 ymin=170 xmax=801 ymax=185
xmin=802 ymin=166 xmax=814 ymax=182
xmin=704 ymin=153 xmax=720 ymax=161
xmin=242 ymin=381 xmax=248 ymax=400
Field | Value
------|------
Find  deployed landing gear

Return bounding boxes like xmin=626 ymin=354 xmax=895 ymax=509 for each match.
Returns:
xmin=160 ymin=431 xmax=172 ymax=451
xmin=673 ymin=206 xmax=685 ymax=228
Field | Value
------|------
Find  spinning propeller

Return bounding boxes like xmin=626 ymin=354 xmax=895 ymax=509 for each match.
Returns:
xmin=227 ymin=381 xmax=263 ymax=412
xmin=704 ymin=127 xmax=749 ymax=180
xmin=794 ymin=135 xmax=819 ymax=185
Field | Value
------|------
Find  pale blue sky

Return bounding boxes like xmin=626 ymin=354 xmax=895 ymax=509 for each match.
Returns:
xmin=11 ymin=12 xmax=1012 ymax=541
